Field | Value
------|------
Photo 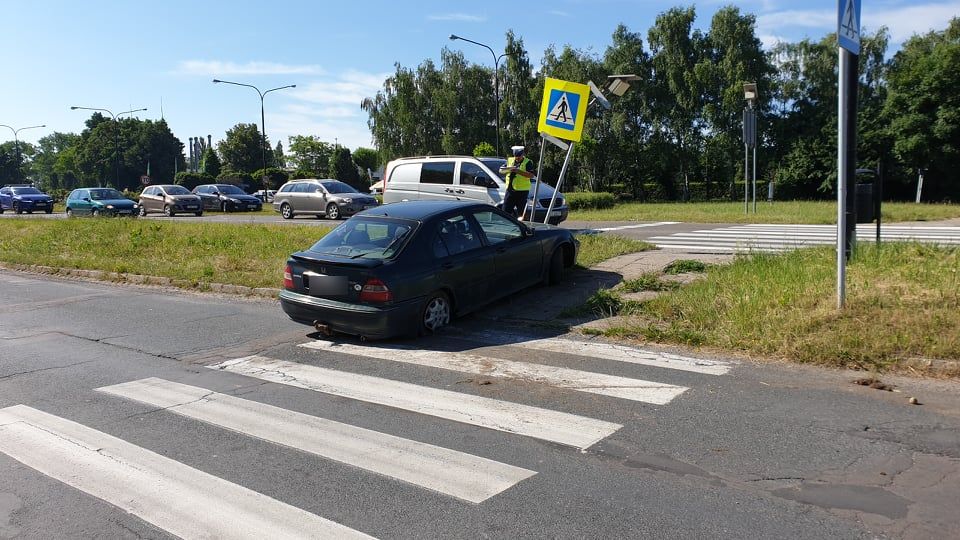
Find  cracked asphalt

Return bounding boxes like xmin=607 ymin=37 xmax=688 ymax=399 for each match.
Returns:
xmin=1 ymin=269 xmax=959 ymax=539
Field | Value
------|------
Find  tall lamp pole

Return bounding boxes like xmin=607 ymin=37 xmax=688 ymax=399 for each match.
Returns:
xmin=212 ymin=79 xmax=296 ymax=176
xmin=449 ymin=34 xmax=512 ymax=155
xmin=70 ymin=106 xmax=147 ymax=187
xmin=0 ymin=123 xmax=45 ymax=182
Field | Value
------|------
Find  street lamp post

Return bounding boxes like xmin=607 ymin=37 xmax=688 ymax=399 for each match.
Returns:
xmin=70 ymin=106 xmax=147 ymax=187
xmin=212 ymin=79 xmax=296 ymax=177
xmin=742 ymin=83 xmax=758 ymax=214
xmin=449 ymin=34 xmax=512 ymax=155
xmin=0 ymin=123 xmax=46 ymax=182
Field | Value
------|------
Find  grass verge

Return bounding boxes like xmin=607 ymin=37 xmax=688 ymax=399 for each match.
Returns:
xmin=568 ymin=200 xmax=960 ymax=224
xmin=574 ymin=234 xmax=654 ymax=268
xmin=600 ymin=243 xmax=960 ymax=376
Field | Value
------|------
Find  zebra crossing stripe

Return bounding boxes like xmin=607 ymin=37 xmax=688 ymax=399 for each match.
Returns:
xmin=209 ymin=355 xmax=621 ymax=449
xmin=299 ymin=341 xmax=688 ymax=405
xmin=0 ymin=405 xmax=374 ymax=539
xmin=444 ymin=331 xmax=732 ymax=375
xmin=97 ymin=378 xmax=535 ymax=503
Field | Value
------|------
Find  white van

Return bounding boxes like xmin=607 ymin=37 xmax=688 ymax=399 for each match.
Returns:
xmin=381 ymin=155 xmax=569 ymax=224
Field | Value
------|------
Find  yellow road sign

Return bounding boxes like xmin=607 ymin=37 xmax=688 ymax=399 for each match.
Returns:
xmin=538 ymin=77 xmax=590 ymax=142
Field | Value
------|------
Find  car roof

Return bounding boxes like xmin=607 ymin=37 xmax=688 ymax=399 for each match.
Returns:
xmin=360 ymin=200 xmax=488 ymax=220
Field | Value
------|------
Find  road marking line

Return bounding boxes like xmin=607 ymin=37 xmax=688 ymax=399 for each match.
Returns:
xmin=97 ymin=378 xmax=535 ymax=503
xmin=300 ymin=341 xmax=688 ymax=405
xmin=0 ymin=405 xmax=373 ymax=539
xmin=445 ymin=331 xmax=732 ymax=375
xmin=590 ymin=221 xmax=680 ymax=232
xmin=209 ymin=356 xmax=621 ymax=449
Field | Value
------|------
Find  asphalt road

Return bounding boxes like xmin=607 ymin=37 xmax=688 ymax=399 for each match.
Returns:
xmin=2 ymin=271 xmax=958 ymax=539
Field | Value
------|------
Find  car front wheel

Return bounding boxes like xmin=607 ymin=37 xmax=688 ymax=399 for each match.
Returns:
xmin=164 ymin=205 xmax=175 ymax=217
xmin=139 ymin=206 xmax=147 ymax=217
xmin=325 ymin=203 xmax=340 ymax=220
xmin=92 ymin=209 xmax=100 ymax=217
xmin=420 ymin=291 xmax=451 ymax=335
xmin=13 ymin=203 xmax=21 ymax=214
xmin=280 ymin=203 xmax=293 ymax=219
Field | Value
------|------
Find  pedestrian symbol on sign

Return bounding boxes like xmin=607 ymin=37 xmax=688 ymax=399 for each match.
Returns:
xmin=545 ymin=90 xmax=579 ymax=131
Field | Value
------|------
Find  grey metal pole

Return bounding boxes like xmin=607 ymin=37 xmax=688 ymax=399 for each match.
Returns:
xmin=546 ymin=142 xmax=574 ymax=223
xmin=837 ymin=49 xmax=849 ymax=309
xmin=744 ymin=143 xmax=749 ymax=214
xmin=752 ymin=145 xmax=757 ymax=213
xmin=527 ymin=136 xmax=546 ymax=223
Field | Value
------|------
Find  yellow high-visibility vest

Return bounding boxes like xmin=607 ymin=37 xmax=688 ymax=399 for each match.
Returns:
xmin=505 ymin=156 xmax=532 ymax=191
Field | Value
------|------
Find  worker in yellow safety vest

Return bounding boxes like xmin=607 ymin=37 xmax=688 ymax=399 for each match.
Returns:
xmin=499 ymin=145 xmax=534 ymax=218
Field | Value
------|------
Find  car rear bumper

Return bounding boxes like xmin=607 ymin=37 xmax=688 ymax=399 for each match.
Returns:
xmin=279 ymin=290 xmax=422 ymax=339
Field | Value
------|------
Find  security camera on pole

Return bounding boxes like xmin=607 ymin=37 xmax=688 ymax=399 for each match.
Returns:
xmin=837 ymin=0 xmax=862 ymax=308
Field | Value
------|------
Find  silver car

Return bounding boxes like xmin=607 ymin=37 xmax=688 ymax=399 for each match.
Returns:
xmin=273 ymin=179 xmax=379 ymax=220
xmin=139 ymin=184 xmax=204 ymax=217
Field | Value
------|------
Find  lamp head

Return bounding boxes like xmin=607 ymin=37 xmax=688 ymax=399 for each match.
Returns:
xmin=449 ymin=34 xmax=460 ymax=41
xmin=607 ymin=74 xmax=639 ymax=97
xmin=212 ymin=79 xmax=222 ymax=83
xmin=743 ymin=82 xmax=758 ymax=102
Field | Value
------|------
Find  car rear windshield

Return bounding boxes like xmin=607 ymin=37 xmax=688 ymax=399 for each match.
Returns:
xmin=216 ymin=185 xmax=245 ymax=195
xmin=320 ymin=181 xmax=358 ymax=194
xmin=11 ymin=187 xmax=41 ymax=195
xmin=308 ymin=217 xmax=418 ymax=260
xmin=89 ymin=189 xmax=124 ymax=200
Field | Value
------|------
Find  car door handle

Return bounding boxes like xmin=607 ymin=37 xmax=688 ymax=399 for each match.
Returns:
xmin=444 ymin=188 xmax=453 ymax=193
xmin=454 ymin=189 xmax=465 ymax=194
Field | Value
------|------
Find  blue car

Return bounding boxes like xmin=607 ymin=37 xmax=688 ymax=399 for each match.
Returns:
xmin=0 ymin=185 xmax=54 ymax=214
xmin=65 ymin=187 xmax=139 ymax=217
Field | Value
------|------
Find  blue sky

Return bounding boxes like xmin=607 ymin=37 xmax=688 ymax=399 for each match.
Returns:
xmin=2 ymin=0 xmax=957 ymax=152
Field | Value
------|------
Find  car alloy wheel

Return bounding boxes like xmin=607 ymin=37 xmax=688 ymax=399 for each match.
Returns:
xmin=420 ymin=292 xmax=451 ymax=334
xmin=92 ymin=209 xmax=100 ymax=217
xmin=138 ymin=206 xmax=147 ymax=217
xmin=65 ymin=208 xmax=72 ymax=217
xmin=221 ymin=201 xmax=229 ymax=213
xmin=326 ymin=202 xmax=340 ymax=220
xmin=280 ymin=203 xmax=293 ymax=219
xmin=164 ymin=205 xmax=175 ymax=217
xmin=13 ymin=203 xmax=21 ymax=214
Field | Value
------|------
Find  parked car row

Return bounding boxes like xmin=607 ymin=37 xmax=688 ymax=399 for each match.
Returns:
xmin=58 ymin=183 xmax=264 ymax=217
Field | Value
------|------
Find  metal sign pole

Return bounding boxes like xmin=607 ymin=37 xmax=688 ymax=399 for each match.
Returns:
xmin=744 ymin=143 xmax=749 ymax=214
xmin=752 ymin=145 xmax=757 ymax=213
xmin=837 ymin=48 xmax=850 ymax=309
xmin=527 ymin=136 xmax=547 ymax=223
xmin=546 ymin=142 xmax=575 ymax=223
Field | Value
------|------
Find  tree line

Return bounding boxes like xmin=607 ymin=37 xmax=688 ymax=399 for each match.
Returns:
xmin=362 ymin=7 xmax=960 ymax=202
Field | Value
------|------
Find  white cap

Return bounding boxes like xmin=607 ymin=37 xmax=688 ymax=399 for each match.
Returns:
xmin=511 ymin=145 xmax=525 ymax=155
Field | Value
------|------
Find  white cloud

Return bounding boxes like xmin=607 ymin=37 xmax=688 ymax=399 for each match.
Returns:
xmin=427 ymin=13 xmax=486 ymax=22
xmin=756 ymin=2 xmax=960 ymax=47
xmin=176 ymin=60 xmax=325 ymax=76
xmin=547 ymin=10 xmax=571 ymax=17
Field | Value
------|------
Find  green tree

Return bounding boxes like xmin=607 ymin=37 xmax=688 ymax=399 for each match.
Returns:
xmin=472 ymin=142 xmax=495 ymax=157
xmin=218 ymin=123 xmax=273 ymax=174
xmin=32 ymin=132 xmax=81 ymax=190
xmin=884 ymin=18 xmax=960 ymax=200
xmin=286 ymin=135 xmax=333 ymax=174
xmin=274 ymin=140 xmax=286 ymax=168
xmin=200 ymin=147 xmax=222 ymax=177
xmin=74 ymin=114 xmax=184 ymax=190
xmin=328 ymin=146 xmax=360 ymax=187
xmin=501 ymin=30 xmax=539 ymax=154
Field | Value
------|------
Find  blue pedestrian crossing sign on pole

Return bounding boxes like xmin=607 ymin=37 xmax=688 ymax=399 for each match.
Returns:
xmin=838 ymin=0 xmax=861 ymax=54
xmin=538 ymin=77 xmax=590 ymax=142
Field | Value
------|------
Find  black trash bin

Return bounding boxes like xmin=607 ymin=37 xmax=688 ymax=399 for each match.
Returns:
xmin=855 ymin=183 xmax=874 ymax=223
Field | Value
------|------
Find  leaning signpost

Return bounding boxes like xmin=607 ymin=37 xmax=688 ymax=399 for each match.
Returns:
xmin=837 ymin=0 xmax=862 ymax=308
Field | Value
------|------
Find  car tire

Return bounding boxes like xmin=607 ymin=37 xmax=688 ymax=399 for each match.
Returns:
xmin=195 ymin=211 xmax=203 ymax=217
xmin=419 ymin=291 xmax=451 ymax=335
xmin=45 ymin=208 xmax=52 ymax=214
xmin=139 ymin=206 xmax=147 ymax=217
xmin=65 ymin=208 xmax=72 ymax=217
xmin=546 ymin=247 xmax=564 ymax=286
xmin=326 ymin=202 xmax=340 ymax=220
xmin=92 ymin=209 xmax=100 ymax=217
xmin=13 ymin=203 xmax=21 ymax=215
xmin=280 ymin=203 xmax=293 ymax=219
xmin=164 ymin=205 xmax=174 ymax=217
xmin=221 ymin=201 xmax=229 ymax=213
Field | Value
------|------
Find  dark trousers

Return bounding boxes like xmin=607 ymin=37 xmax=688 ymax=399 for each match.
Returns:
xmin=503 ymin=189 xmax=528 ymax=218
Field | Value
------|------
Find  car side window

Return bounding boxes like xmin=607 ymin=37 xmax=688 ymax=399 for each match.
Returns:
xmin=459 ymin=163 xmax=491 ymax=187
xmin=389 ymin=163 xmax=421 ymax=183
xmin=431 ymin=233 xmax=449 ymax=258
xmin=437 ymin=214 xmax=482 ymax=255
xmin=195 ymin=186 xmax=207 ymax=194
xmin=279 ymin=184 xmax=293 ymax=193
xmin=472 ymin=211 xmax=523 ymax=245
xmin=421 ymin=162 xmax=454 ymax=185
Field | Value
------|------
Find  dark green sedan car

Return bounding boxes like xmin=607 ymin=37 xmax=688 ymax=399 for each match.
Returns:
xmin=280 ymin=200 xmax=578 ymax=339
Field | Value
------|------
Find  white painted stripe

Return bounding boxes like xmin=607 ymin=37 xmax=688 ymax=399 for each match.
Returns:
xmin=592 ymin=221 xmax=679 ymax=232
xmin=97 ymin=378 xmax=535 ymax=503
xmin=446 ymin=331 xmax=732 ymax=375
xmin=299 ymin=341 xmax=688 ymax=405
xmin=209 ymin=356 xmax=621 ymax=449
xmin=0 ymin=405 xmax=373 ymax=539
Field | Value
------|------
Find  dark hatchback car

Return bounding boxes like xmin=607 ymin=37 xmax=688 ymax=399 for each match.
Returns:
xmin=192 ymin=184 xmax=263 ymax=212
xmin=279 ymin=200 xmax=578 ymax=339
xmin=0 ymin=185 xmax=54 ymax=214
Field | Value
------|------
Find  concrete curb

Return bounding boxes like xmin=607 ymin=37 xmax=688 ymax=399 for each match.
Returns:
xmin=0 ymin=262 xmax=281 ymax=299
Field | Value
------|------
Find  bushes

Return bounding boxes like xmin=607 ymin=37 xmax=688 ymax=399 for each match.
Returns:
xmin=174 ymin=172 xmax=214 ymax=190
xmin=564 ymin=192 xmax=617 ymax=210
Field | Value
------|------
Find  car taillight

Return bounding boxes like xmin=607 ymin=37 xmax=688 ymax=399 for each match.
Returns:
xmin=283 ymin=265 xmax=294 ymax=289
xmin=359 ymin=277 xmax=392 ymax=302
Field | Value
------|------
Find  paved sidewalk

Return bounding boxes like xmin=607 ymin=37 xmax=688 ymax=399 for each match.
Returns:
xmin=478 ymin=250 xmax=734 ymax=327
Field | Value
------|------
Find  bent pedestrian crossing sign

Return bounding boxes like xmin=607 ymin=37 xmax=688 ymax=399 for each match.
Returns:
xmin=538 ymin=77 xmax=590 ymax=142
